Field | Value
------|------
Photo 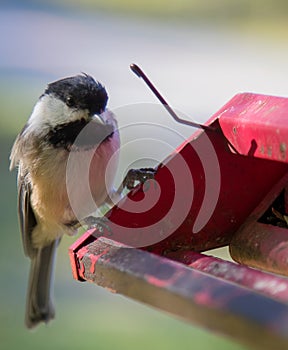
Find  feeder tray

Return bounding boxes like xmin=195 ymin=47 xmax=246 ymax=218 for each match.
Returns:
xmin=69 ymin=93 xmax=288 ymax=350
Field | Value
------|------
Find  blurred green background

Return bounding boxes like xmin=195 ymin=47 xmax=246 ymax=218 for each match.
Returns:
xmin=2 ymin=1 xmax=288 ymax=349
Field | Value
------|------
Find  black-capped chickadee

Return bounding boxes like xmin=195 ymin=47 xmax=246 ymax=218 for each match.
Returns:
xmin=10 ymin=74 xmax=120 ymax=328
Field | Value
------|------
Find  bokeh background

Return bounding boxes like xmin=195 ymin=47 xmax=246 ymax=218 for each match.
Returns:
xmin=2 ymin=1 xmax=288 ymax=349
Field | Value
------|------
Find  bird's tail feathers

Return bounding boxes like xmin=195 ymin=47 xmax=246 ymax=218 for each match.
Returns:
xmin=25 ymin=239 xmax=59 ymax=329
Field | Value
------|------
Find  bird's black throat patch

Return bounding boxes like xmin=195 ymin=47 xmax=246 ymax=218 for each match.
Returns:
xmin=46 ymin=118 xmax=114 ymax=151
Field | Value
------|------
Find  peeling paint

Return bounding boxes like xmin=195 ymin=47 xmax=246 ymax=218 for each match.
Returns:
xmin=253 ymin=279 xmax=288 ymax=295
xmin=89 ymin=254 xmax=98 ymax=274
xmin=77 ymin=246 xmax=89 ymax=260
xmin=89 ymin=248 xmax=110 ymax=274
xmin=267 ymin=145 xmax=273 ymax=157
xmin=280 ymin=142 xmax=287 ymax=160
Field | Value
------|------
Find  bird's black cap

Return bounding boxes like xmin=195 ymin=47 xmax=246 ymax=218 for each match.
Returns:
xmin=45 ymin=74 xmax=108 ymax=115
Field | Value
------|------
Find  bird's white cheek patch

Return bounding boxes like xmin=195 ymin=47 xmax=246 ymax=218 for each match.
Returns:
xmin=26 ymin=95 xmax=88 ymax=135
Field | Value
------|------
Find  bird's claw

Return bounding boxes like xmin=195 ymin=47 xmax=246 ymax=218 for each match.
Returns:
xmin=118 ymin=167 xmax=157 ymax=194
xmin=83 ymin=215 xmax=112 ymax=235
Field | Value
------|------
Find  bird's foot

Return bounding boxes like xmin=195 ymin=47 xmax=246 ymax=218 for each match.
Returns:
xmin=83 ymin=215 xmax=112 ymax=235
xmin=117 ymin=167 xmax=157 ymax=194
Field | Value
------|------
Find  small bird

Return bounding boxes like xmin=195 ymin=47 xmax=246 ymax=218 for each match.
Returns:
xmin=10 ymin=74 xmax=120 ymax=328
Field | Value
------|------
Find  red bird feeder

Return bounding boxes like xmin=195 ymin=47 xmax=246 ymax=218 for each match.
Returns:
xmin=70 ymin=92 xmax=288 ymax=350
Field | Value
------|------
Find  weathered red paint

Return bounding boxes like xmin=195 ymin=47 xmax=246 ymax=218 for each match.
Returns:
xmin=89 ymin=248 xmax=110 ymax=274
xmin=72 ymin=92 xmax=288 ymax=274
xmin=77 ymin=246 xmax=89 ymax=260
xmin=144 ymin=272 xmax=181 ymax=289
xmin=89 ymin=254 xmax=98 ymax=274
xmin=167 ymin=250 xmax=288 ymax=303
xmin=70 ymin=236 xmax=288 ymax=350
xmin=229 ymin=171 xmax=288 ymax=275
xmin=69 ymin=92 xmax=288 ymax=348
xmin=69 ymin=230 xmax=94 ymax=281
xmin=219 ymin=93 xmax=288 ymax=162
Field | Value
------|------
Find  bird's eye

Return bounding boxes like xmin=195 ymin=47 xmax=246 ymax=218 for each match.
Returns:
xmin=66 ymin=96 xmax=75 ymax=107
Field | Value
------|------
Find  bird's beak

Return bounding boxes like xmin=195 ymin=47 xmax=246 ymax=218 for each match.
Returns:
xmin=91 ymin=113 xmax=105 ymax=125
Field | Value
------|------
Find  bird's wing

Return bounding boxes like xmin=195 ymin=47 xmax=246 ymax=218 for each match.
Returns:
xmin=18 ymin=169 xmax=37 ymax=258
